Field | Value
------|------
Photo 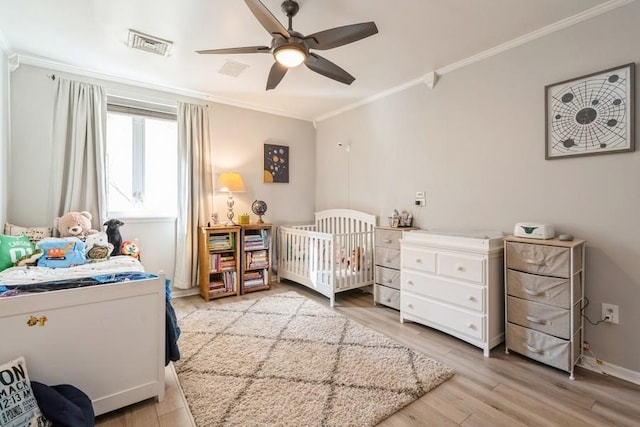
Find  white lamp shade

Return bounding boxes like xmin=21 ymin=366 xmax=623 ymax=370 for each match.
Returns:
xmin=216 ymin=172 xmax=246 ymax=193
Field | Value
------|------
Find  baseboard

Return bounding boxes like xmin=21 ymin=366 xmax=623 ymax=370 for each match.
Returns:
xmin=171 ymin=287 xmax=199 ymax=298
xmin=579 ymin=355 xmax=640 ymax=386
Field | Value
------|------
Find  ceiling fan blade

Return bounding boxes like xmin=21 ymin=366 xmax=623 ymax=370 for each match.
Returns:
xmin=304 ymin=22 xmax=378 ymax=50
xmin=266 ymin=62 xmax=289 ymax=90
xmin=244 ymin=0 xmax=290 ymax=38
xmin=196 ymin=46 xmax=270 ymax=55
xmin=304 ymin=53 xmax=355 ymax=85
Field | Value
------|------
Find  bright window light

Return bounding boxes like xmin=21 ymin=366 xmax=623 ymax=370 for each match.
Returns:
xmin=106 ymin=108 xmax=177 ymax=218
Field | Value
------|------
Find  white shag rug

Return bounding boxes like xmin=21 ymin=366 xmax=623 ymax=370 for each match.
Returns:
xmin=175 ymin=291 xmax=454 ymax=426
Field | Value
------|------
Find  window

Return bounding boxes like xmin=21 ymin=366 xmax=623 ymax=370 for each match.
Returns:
xmin=106 ymin=100 xmax=178 ymax=218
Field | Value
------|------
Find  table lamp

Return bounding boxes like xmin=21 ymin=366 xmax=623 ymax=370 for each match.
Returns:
xmin=216 ymin=172 xmax=246 ymax=225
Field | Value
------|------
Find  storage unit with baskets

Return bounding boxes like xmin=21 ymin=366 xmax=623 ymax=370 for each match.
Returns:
xmin=504 ymin=236 xmax=586 ymax=379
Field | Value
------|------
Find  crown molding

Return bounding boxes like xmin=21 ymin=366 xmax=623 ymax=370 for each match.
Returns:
xmin=17 ymin=54 xmax=312 ymax=122
xmin=314 ymin=0 xmax=635 ymax=122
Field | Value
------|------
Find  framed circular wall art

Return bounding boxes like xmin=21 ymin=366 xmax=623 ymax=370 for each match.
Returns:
xmin=545 ymin=63 xmax=635 ymax=159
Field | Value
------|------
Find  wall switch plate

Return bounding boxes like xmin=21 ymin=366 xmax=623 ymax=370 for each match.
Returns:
xmin=415 ymin=191 xmax=426 ymax=207
xmin=602 ymin=303 xmax=619 ymax=324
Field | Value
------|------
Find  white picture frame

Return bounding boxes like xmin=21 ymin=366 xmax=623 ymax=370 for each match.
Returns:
xmin=545 ymin=63 xmax=635 ymax=159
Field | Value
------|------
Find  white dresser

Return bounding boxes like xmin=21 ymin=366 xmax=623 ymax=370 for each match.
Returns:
xmin=374 ymin=227 xmax=416 ymax=310
xmin=400 ymin=230 xmax=505 ymax=357
xmin=504 ymin=236 xmax=586 ymax=379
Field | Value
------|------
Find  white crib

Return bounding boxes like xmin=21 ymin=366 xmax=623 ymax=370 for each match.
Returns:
xmin=277 ymin=209 xmax=376 ymax=306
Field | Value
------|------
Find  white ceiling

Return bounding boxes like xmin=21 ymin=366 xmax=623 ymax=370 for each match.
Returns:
xmin=0 ymin=0 xmax=625 ymax=121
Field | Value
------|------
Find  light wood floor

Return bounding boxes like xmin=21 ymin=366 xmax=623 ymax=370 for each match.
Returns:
xmin=96 ymin=281 xmax=640 ymax=426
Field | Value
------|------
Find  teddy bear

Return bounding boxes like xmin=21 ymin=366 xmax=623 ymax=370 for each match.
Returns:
xmin=55 ymin=211 xmax=99 ymax=238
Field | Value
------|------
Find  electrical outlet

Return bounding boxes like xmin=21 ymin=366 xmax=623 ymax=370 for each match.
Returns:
xmin=415 ymin=191 xmax=426 ymax=207
xmin=602 ymin=303 xmax=619 ymax=324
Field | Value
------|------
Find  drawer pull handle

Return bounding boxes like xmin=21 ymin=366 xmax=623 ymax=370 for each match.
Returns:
xmin=466 ymin=322 xmax=476 ymax=330
xmin=385 ymin=298 xmax=391 ymax=303
xmin=456 ymin=265 xmax=465 ymax=272
xmin=524 ymin=288 xmax=546 ymax=297
xmin=385 ymin=279 xmax=392 ymax=284
xmin=526 ymin=315 xmax=548 ymax=325
xmin=526 ymin=344 xmax=545 ymax=355
xmin=525 ymin=258 xmax=545 ymax=266
xmin=467 ymin=295 xmax=475 ymax=301
xmin=415 ymin=258 xmax=422 ymax=263
xmin=408 ymin=303 xmax=414 ymax=309
xmin=383 ymin=258 xmax=391 ymax=263
xmin=383 ymin=239 xmax=392 ymax=244
xmin=27 ymin=315 xmax=48 ymax=327
xmin=407 ymin=280 xmax=414 ymax=286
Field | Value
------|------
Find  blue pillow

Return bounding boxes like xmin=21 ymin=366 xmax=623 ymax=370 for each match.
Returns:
xmin=36 ymin=238 xmax=85 ymax=268
xmin=31 ymin=381 xmax=94 ymax=427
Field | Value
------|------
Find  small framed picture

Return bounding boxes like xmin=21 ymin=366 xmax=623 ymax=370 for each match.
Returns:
xmin=545 ymin=63 xmax=635 ymax=159
xmin=391 ymin=218 xmax=400 ymax=228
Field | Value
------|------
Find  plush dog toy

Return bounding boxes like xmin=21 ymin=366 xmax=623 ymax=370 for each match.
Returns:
xmin=103 ymin=219 xmax=124 ymax=256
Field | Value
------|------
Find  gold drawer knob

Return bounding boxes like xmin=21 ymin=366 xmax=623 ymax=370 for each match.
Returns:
xmin=27 ymin=315 xmax=48 ymax=327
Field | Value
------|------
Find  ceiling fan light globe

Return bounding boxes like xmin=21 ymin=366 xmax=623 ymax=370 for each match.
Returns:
xmin=274 ymin=46 xmax=306 ymax=67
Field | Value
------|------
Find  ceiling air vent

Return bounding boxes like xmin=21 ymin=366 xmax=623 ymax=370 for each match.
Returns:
xmin=218 ymin=60 xmax=250 ymax=78
xmin=127 ymin=30 xmax=173 ymax=56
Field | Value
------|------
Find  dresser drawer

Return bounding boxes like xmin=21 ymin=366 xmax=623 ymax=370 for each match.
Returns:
xmin=507 ymin=296 xmax=580 ymax=339
xmin=438 ymin=252 xmax=484 ymax=284
xmin=403 ymin=271 xmax=484 ymax=312
xmin=375 ymin=247 xmax=401 ymax=269
xmin=375 ymin=266 xmax=400 ymax=290
xmin=375 ymin=284 xmax=400 ymax=310
xmin=506 ymin=323 xmax=581 ymax=372
xmin=375 ymin=229 xmax=402 ymax=250
xmin=403 ymin=294 xmax=484 ymax=341
xmin=507 ymin=270 xmax=581 ymax=309
xmin=401 ymin=247 xmax=436 ymax=273
xmin=506 ymin=242 xmax=578 ymax=278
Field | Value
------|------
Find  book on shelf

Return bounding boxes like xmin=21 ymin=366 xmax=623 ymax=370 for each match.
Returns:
xmin=246 ymin=250 xmax=268 ymax=269
xmin=243 ymin=270 xmax=267 ymax=288
xmin=209 ymin=232 xmax=235 ymax=250
xmin=243 ymin=230 xmax=268 ymax=250
xmin=209 ymin=253 xmax=237 ymax=272
xmin=208 ymin=271 xmax=236 ymax=294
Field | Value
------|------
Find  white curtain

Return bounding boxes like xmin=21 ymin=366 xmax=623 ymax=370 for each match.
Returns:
xmin=49 ymin=78 xmax=107 ymax=230
xmin=174 ymin=101 xmax=213 ymax=289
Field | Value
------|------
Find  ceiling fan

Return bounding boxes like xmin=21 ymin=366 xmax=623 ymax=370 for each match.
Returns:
xmin=197 ymin=0 xmax=378 ymax=90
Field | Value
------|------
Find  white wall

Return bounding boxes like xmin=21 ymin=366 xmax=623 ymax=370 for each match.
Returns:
xmin=0 ymin=49 xmax=8 ymax=225
xmin=316 ymin=3 xmax=640 ymax=373
xmin=8 ymin=64 xmax=315 ymax=286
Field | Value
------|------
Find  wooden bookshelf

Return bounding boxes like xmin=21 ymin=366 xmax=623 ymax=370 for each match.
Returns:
xmin=198 ymin=226 xmax=241 ymax=301
xmin=240 ymin=223 xmax=272 ymax=294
